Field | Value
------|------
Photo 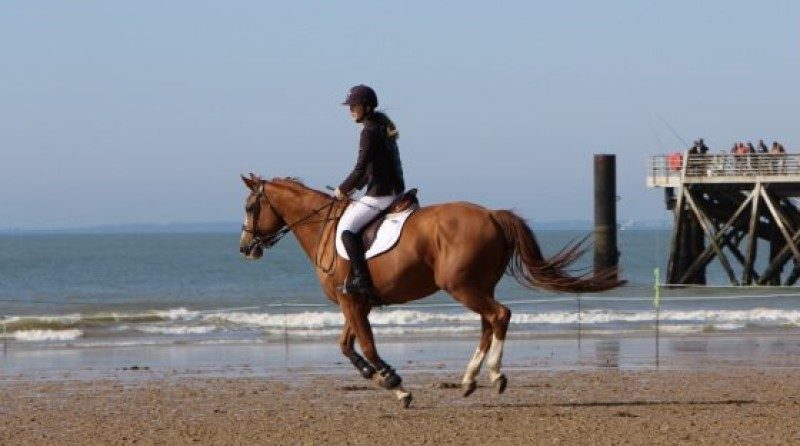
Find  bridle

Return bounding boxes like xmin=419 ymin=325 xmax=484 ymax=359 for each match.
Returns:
xmin=241 ymin=187 xmax=339 ymax=260
xmin=241 ymin=189 xmax=289 ymax=251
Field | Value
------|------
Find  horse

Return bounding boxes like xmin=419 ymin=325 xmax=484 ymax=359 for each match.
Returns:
xmin=239 ymin=174 xmax=623 ymax=407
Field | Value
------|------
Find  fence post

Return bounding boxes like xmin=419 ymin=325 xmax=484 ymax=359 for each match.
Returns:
xmin=653 ymin=268 xmax=661 ymax=367
xmin=283 ymin=303 xmax=289 ymax=363
xmin=576 ymin=295 xmax=582 ymax=351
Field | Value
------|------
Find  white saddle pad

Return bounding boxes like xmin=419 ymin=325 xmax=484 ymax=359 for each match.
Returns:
xmin=335 ymin=208 xmax=417 ymax=260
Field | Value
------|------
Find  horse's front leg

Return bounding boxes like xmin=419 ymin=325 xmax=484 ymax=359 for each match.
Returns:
xmin=339 ymin=322 xmax=375 ymax=379
xmin=340 ymin=297 xmax=413 ymax=408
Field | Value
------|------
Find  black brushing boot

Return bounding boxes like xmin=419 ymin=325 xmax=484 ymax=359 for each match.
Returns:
xmin=341 ymin=230 xmax=377 ymax=296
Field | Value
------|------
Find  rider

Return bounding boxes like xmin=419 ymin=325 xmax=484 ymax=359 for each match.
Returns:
xmin=334 ymin=85 xmax=405 ymax=296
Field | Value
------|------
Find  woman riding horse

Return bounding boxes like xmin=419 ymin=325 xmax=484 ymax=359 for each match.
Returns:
xmin=334 ymin=85 xmax=405 ymax=297
xmin=238 ymin=88 xmax=624 ymax=408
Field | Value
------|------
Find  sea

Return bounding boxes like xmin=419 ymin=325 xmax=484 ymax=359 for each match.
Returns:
xmin=2 ymin=230 xmax=800 ymax=351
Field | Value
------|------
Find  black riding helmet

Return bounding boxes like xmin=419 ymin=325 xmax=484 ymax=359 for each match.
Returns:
xmin=342 ymin=84 xmax=378 ymax=109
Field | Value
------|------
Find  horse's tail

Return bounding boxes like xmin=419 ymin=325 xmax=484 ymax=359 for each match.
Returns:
xmin=490 ymin=210 xmax=625 ymax=293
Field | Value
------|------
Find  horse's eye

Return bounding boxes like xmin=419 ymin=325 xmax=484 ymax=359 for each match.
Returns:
xmin=245 ymin=204 xmax=254 ymax=212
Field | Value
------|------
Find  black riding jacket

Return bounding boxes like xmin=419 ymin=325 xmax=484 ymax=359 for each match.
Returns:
xmin=338 ymin=112 xmax=405 ymax=197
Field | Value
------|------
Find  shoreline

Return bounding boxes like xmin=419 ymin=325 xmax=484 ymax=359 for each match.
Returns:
xmin=3 ymin=332 xmax=799 ymax=383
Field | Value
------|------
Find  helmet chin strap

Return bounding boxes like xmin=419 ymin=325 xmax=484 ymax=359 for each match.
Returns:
xmin=356 ymin=107 xmax=374 ymax=123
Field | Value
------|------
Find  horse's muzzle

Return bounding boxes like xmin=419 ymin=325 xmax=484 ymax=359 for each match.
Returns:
xmin=239 ymin=243 xmax=263 ymax=259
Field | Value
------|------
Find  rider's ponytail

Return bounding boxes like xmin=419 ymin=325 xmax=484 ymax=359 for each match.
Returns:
xmin=373 ymin=111 xmax=399 ymax=140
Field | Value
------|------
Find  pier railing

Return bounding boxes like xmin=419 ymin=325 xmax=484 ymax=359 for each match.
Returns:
xmin=648 ymin=153 xmax=800 ymax=187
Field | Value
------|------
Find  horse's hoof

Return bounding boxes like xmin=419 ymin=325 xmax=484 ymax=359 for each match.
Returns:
xmin=378 ymin=368 xmax=402 ymax=389
xmin=359 ymin=366 xmax=376 ymax=380
xmin=494 ymin=374 xmax=508 ymax=394
xmin=462 ymin=381 xmax=478 ymax=397
xmin=400 ymin=393 xmax=413 ymax=409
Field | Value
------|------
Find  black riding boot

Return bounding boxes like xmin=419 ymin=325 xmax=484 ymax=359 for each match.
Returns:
xmin=341 ymin=230 xmax=377 ymax=296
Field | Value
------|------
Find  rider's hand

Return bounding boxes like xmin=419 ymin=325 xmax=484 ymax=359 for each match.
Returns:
xmin=334 ymin=187 xmax=348 ymax=200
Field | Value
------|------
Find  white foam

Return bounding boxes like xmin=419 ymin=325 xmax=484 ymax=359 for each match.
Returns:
xmin=3 ymin=314 xmax=82 ymax=325
xmin=658 ymin=325 xmax=705 ymax=334
xmin=12 ymin=329 xmax=83 ymax=341
xmin=195 ymin=307 xmax=800 ymax=331
xmin=514 ymin=308 xmax=800 ymax=326
xmin=373 ymin=326 xmax=477 ymax=336
xmin=711 ymin=323 xmax=748 ymax=331
xmin=204 ymin=311 xmax=345 ymax=328
xmin=369 ymin=310 xmax=478 ymax=325
xmin=136 ymin=325 xmax=217 ymax=335
xmin=155 ymin=308 xmax=200 ymax=321
xmin=263 ymin=326 xmax=477 ymax=338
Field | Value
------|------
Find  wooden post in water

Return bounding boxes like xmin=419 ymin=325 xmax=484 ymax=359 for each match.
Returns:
xmin=594 ymin=154 xmax=619 ymax=279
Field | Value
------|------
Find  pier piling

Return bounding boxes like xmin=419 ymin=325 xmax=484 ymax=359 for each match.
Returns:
xmin=594 ymin=154 xmax=619 ymax=279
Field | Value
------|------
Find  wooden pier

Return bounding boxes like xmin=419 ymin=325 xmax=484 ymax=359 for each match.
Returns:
xmin=648 ymin=152 xmax=800 ymax=286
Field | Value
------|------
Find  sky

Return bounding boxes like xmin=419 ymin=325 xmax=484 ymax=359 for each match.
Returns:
xmin=1 ymin=1 xmax=798 ymax=229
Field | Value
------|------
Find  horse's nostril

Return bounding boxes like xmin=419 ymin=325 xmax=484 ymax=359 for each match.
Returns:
xmin=240 ymin=246 xmax=248 ymax=254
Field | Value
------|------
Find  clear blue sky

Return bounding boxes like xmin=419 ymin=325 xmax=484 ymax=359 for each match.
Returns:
xmin=2 ymin=1 xmax=798 ymax=229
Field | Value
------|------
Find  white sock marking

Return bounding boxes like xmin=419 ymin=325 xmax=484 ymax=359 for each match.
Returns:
xmin=394 ymin=387 xmax=411 ymax=400
xmin=462 ymin=347 xmax=486 ymax=385
xmin=487 ymin=335 xmax=505 ymax=383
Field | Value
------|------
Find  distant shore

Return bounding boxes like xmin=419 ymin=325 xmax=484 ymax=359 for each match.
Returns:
xmin=0 ymin=219 xmax=672 ymax=235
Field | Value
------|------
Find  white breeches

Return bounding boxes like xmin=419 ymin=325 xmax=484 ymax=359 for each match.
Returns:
xmin=337 ymin=195 xmax=397 ymax=239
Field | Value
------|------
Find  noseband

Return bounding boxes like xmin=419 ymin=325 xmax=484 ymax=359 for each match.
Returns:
xmin=242 ymin=190 xmax=289 ymax=251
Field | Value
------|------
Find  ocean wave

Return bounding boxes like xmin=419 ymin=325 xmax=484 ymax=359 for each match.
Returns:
xmin=203 ymin=309 xmax=478 ymax=329
xmin=136 ymin=325 xmax=217 ymax=335
xmin=11 ymin=329 xmax=83 ymax=342
xmin=2 ymin=307 xmax=799 ymax=334
xmin=204 ymin=310 xmax=344 ymax=328
xmin=513 ymin=308 xmax=800 ymax=326
xmin=262 ymin=325 xmax=478 ymax=338
xmin=155 ymin=308 xmax=201 ymax=321
xmin=657 ymin=323 xmax=747 ymax=334
xmin=202 ymin=308 xmax=800 ymax=329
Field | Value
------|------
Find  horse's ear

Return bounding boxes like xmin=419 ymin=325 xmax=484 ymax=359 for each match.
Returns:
xmin=241 ymin=174 xmax=255 ymax=190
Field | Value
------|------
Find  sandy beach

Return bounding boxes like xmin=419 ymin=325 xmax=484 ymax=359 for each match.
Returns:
xmin=1 ymin=365 xmax=798 ymax=445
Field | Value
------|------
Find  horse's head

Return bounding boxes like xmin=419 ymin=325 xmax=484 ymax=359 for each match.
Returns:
xmin=239 ymin=173 xmax=287 ymax=260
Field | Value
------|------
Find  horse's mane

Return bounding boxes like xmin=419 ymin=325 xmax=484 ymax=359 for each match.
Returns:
xmin=270 ymin=177 xmax=332 ymax=200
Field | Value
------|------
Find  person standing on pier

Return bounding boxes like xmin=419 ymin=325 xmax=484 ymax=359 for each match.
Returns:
xmin=771 ymin=141 xmax=787 ymax=174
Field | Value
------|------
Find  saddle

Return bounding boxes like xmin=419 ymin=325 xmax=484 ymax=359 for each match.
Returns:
xmin=361 ymin=189 xmax=419 ymax=251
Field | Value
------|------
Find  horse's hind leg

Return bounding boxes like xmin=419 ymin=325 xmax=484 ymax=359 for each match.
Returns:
xmin=339 ymin=323 xmax=375 ymax=379
xmin=461 ymin=316 xmax=492 ymax=397
xmin=450 ymin=289 xmax=511 ymax=395
xmin=485 ymin=302 xmax=511 ymax=393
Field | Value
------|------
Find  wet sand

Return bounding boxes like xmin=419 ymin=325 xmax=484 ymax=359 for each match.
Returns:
xmin=2 ymin=335 xmax=799 ymax=445
xmin=1 ymin=368 xmax=798 ymax=445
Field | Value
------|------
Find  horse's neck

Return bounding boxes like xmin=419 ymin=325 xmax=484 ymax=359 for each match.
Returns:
xmin=270 ymin=182 xmax=331 ymax=261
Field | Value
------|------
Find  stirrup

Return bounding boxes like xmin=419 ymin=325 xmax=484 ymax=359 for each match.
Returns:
xmin=339 ymin=276 xmax=386 ymax=307
xmin=343 ymin=272 xmax=376 ymax=295
xmin=344 ymin=281 xmax=376 ymax=296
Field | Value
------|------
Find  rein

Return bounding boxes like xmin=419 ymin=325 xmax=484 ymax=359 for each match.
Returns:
xmin=242 ymin=189 xmax=343 ymax=272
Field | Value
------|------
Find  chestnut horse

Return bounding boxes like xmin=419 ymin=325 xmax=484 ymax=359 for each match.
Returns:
xmin=239 ymin=175 xmax=622 ymax=407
